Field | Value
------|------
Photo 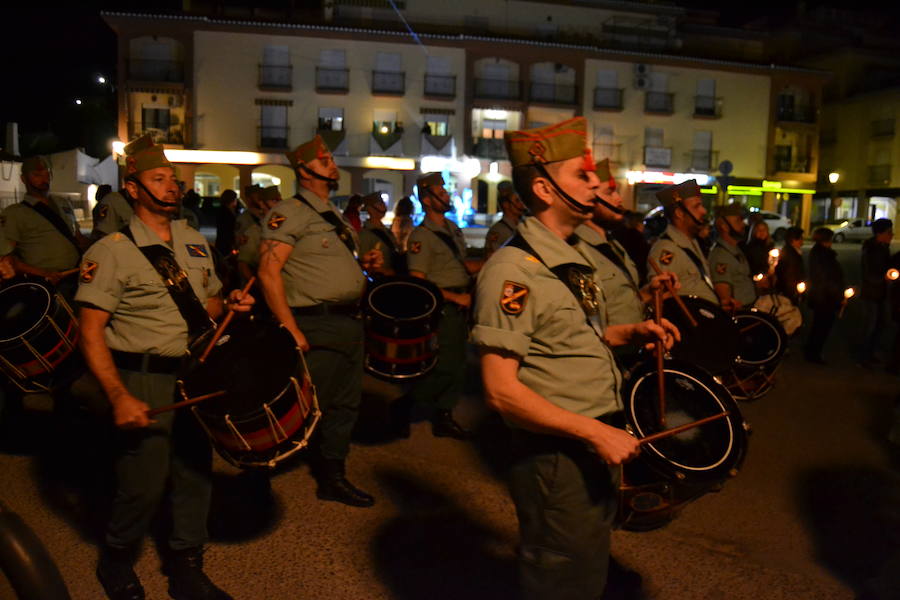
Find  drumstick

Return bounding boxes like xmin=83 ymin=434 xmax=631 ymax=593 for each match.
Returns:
xmin=638 ymin=411 xmax=731 ymax=445
xmin=653 ymin=287 xmax=666 ymax=428
xmin=58 ymin=268 xmax=80 ymax=279
xmin=648 ymin=258 xmax=699 ymax=328
xmin=198 ymin=276 xmax=256 ymax=364
xmin=147 ymin=390 xmax=227 ymax=417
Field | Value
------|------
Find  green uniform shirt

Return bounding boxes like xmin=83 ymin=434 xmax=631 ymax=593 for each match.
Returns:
xmin=576 ymin=224 xmax=644 ymax=326
xmin=236 ymin=219 xmax=263 ymax=269
xmin=235 ymin=210 xmax=257 ymax=240
xmin=2 ymin=194 xmax=81 ymax=272
xmin=358 ymin=220 xmax=401 ymax=272
xmin=649 ymin=224 xmax=718 ymax=304
xmin=180 ymin=206 xmax=200 ymax=231
xmin=0 ymin=220 xmax=12 ymax=255
xmin=75 ymin=215 xmax=221 ymax=357
xmin=407 ymin=217 xmax=470 ymax=289
xmin=261 ymin=189 xmax=365 ymax=307
xmin=484 ymin=217 xmax=517 ymax=258
xmin=473 ymin=217 xmax=622 ymax=419
xmin=709 ymin=240 xmax=757 ymax=306
xmin=93 ymin=191 xmax=134 ymax=237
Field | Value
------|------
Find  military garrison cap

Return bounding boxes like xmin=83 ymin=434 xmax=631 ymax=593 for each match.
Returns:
xmin=714 ymin=203 xmax=743 ymax=219
xmin=286 ymin=134 xmax=331 ymax=170
xmin=260 ymin=185 xmax=281 ymax=204
xmin=244 ymin=184 xmax=262 ymax=197
xmin=594 ymin=158 xmax=613 ymax=182
xmin=21 ymin=156 xmax=50 ymax=175
xmin=656 ymin=179 xmax=701 ymax=209
xmin=504 ymin=117 xmax=593 ymax=169
xmin=123 ymin=134 xmax=173 ymax=176
xmin=417 ymin=172 xmax=445 ymax=189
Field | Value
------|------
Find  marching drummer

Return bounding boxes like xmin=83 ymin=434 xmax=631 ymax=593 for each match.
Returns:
xmin=473 ymin=116 xmax=678 ymax=599
xmin=257 ymin=134 xmax=382 ymax=508
xmin=648 ymin=180 xmax=719 ymax=305
xmin=235 ymin=184 xmax=263 ymax=246
xmin=358 ymin=192 xmax=403 ymax=275
xmin=92 ymin=183 xmax=136 ymax=241
xmin=483 ymin=180 xmax=526 ymax=260
xmin=390 ymin=172 xmax=480 ymax=440
xmin=709 ymin=204 xmax=757 ymax=311
xmin=236 ymin=184 xmax=281 ymax=285
xmin=2 ymin=156 xmax=90 ymax=299
xmin=76 ymin=134 xmax=253 ymax=600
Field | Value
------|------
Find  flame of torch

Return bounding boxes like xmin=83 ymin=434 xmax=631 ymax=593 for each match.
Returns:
xmin=839 ymin=287 xmax=855 ymax=319
xmin=796 ymin=281 xmax=807 ymax=294
xmin=753 ymin=273 xmax=765 ymax=282
xmin=887 ymin=268 xmax=900 ymax=281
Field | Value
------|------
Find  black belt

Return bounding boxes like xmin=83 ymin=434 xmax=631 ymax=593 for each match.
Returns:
xmin=111 ymin=350 xmax=182 ymax=374
xmin=291 ymin=303 xmax=360 ymax=317
xmin=510 ymin=411 xmax=626 ymax=457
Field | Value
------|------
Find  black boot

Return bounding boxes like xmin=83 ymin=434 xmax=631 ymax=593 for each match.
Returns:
xmin=165 ymin=547 xmax=233 ymax=600
xmin=431 ymin=410 xmax=473 ymax=440
xmin=97 ymin=545 xmax=145 ymax=600
xmin=315 ymin=459 xmax=375 ymax=508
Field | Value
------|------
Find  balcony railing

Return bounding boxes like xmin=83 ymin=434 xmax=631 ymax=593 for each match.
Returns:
xmin=593 ymin=87 xmax=623 ymax=110
xmin=529 ymin=82 xmax=577 ymax=105
xmin=259 ymin=64 xmax=292 ymax=90
xmin=870 ymin=118 xmax=895 ymax=138
xmin=644 ymin=145 xmax=672 ymax=168
xmin=593 ymin=142 xmax=621 ymax=162
xmin=316 ymin=67 xmax=349 ymax=92
xmin=372 ymin=70 xmax=405 ymax=95
xmin=128 ymin=122 xmax=185 ymax=145
xmin=472 ymin=138 xmax=508 ymax=160
xmin=128 ymin=59 xmax=184 ymax=83
xmin=868 ymin=164 xmax=892 ymax=186
xmin=645 ymin=92 xmax=674 ymax=114
xmin=688 ymin=149 xmax=718 ymax=172
xmin=693 ymin=95 xmax=720 ymax=118
xmin=258 ymin=125 xmax=289 ymax=150
xmin=776 ymin=103 xmax=816 ymax=124
xmin=474 ymin=78 xmax=521 ymax=100
xmin=774 ymin=158 xmax=812 ymax=173
xmin=424 ymin=74 xmax=456 ymax=98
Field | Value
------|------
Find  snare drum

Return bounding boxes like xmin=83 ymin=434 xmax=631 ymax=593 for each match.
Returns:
xmin=721 ymin=309 xmax=788 ymax=401
xmin=661 ymin=295 xmax=740 ymax=375
xmin=618 ymin=359 xmax=749 ymax=531
xmin=0 ymin=276 xmax=79 ymax=393
xmin=178 ymin=318 xmax=320 ymax=469
xmin=362 ymin=275 xmax=443 ymax=381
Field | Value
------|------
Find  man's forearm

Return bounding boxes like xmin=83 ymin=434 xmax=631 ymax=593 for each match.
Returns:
xmin=80 ymin=324 xmax=129 ymax=403
xmin=258 ymin=268 xmax=302 ymax=338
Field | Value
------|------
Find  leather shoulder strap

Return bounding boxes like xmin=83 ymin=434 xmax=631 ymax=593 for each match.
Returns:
xmin=296 ymin=195 xmax=357 ymax=257
xmin=25 ymin=200 xmax=82 ymax=256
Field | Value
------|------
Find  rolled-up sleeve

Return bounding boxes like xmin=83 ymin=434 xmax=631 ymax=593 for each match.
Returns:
xmin=75 ymin=242 xmax=122 ymax=313
xmin=472 ymin=259 xmax=535 ymax=358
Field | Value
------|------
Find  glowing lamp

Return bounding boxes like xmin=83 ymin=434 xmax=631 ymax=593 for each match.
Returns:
xmin=796 ymin=282 xmax=807 ymax=294
xmin=887 ymin=268 xmax=900 ymax=281
xmin=844 ymin=287 xmax=855 ymax=299
xmin=380 ymin=125 xmax=390 ymax=134
xmin=753 ymin=273 xmax=765 ymax=282
xmin=768 ymin=248 xmax=780 ymax=259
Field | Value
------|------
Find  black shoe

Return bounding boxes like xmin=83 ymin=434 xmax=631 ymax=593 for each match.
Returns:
xmin=165 ymin=547 xmax=233 ymax=600
xmin=432 ymin=410 xmax=474 ymax=440
xmin=97 ymin=546 xmax=145 ymax=600
xmin=316 ymin=476 xmax=375 ymax=507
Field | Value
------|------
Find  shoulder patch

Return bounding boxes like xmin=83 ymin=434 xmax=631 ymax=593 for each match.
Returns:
xmin=98 ymin=204 xmax=109 ymax=219
xmin=80 ymin=260 xmax=98 ymax=284
xmin=524 ymin=255 xmax=540 ymax=264
xmin=500 ymin=280 xmax=528 ymax=315
xmin=659 ymin=250 xmax=674 ymax=266
xmin=410 ymin=241 xmax=422 ymax=254
xmin=268 ymin=213 xmax=287 ymax=230
xmin=716 ymin=263 xmax=727 ymax=275
xmin=186 ymin=243 xmax=208 ymax=258
xmin=487 ymin=232 xmax=499 ymax=243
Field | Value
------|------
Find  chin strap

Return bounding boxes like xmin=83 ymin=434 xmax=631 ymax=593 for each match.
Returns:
xmin=130 ymin=176 xmax=178 ymax=208
xmin=593 ymin=194 xmax=626 ymax=216
xmin=298 ymin=163 xmax=339 ymax=184
xmin=533 ymin=163 xmax=595 ymax=215
xmin=676 ymin=198 xmax=708 ymax=228
xmin=423 ymin=188 xmax=452 ymax=213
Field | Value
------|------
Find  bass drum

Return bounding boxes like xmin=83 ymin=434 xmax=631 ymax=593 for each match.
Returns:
xmin=0 ymin=275 xmax=79 ymax=393
xmin=618 ymin=359 xmax=749 ymax=531
xmin=661 ymin=295 xmax=740 ymax=375
xmin=721 ymin=309 xmax=788 ymax=401
xmin=753 ymin=293 xmax=802 ymax=336
xmin=363 ymin=275 xmax=443 ymax=381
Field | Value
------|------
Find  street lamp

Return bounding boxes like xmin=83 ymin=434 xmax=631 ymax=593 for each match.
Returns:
xmin=97 ymin=75 xmax=107 ymax=84
xmin=828 ymin=171 xmax=840 ymax=221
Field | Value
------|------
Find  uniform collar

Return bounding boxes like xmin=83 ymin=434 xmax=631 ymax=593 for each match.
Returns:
xmin=23 ymin=194 xmax=50 ymax=207
xmin=715 ymin=239 xmax=740 ymax=253
xmin=423 ymin=216 xmax=454 ymax=234
xmin=296 ymin=188 xmax=332 ymax=212
xmin=520 ymin=216 xmax=592 ymax=269
xmin=575 ymin=223 xmax=607 ymax=246
xmin=664 ymin=224 xmax=696 ymax=248
xmin=128 ymin=213 xmax=185 ymax=247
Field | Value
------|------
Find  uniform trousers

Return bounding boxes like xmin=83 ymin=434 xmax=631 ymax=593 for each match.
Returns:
xmin=106 ymin=368 xmax=212 ymax=551
xmin=294 ymin=313 xmax=364 ymax=462
xmin=408 ymin=303 xmax=467 ymax=411
xmin=507 ymin=429 xmax=620 ymax=600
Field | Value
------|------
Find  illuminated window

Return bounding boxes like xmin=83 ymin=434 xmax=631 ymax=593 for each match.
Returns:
xmin=318 ymin=107 xmax=344 ymax=131
xmin=422 ymin=113 xmax=448 ymax=136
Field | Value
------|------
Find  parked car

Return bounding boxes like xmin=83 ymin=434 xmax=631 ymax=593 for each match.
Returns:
xmin=825 ymin=218 xmax=871 ymax=243
xmin=749 ymin=210 xmax=792 ymax=241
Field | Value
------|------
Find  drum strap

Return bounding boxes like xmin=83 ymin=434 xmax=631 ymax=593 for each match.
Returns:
xmin=295 ymin=195 xmax=358 ymax=258
xmin=120 ymin=227 xmax=214 ymax=343
xmin=431 ymin=230 xmax=465 ymax=261
xmin=590 ymin=240 xmax=640 ymax=292
xmin=661 ymin=233 xmax=714 ymax=289
xmin=24 ymin=201 xmax=82 ymax=256
xmin=368 ymin=227 xmax=398 ymax=254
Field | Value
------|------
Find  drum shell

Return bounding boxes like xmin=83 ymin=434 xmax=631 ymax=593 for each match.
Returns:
xmin=720 ymin=308 xmax=788 ymax=401
xmin=662 ymin=295 xmax=739 ymax=375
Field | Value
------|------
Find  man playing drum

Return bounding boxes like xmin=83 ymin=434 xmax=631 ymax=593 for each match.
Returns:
xmin=473 ymin=117 xmax=678 ymax=600
xmin=76 ymin=134 xmax=253 ymax=600
xmin=257 ymin=134 xmax=382 ymax=508
xmin=358 ymin=192 xmax=403 ymax=275
xmin=484 ymin=180 xmax=526 ymax=260
xmin=709 ymin=204 xmax=758 ymax=312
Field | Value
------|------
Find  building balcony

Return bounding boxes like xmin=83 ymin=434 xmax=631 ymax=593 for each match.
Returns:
xmin=644 ymin=145 xmax=672 ymax=169
xmin=421 ymin=133 xmax=454 ymax=157
xmin=128 ymin=121 xmax=185 ymax=145
xmin=529 ymin=82 xmax=577 ymax=105
xmin=127 ymin=59 xmax=184 ymax=83
xmin=472 ymin=137 xmax=508 ymax=160
xmin=868 ymin=164 xmax=892 ymax=187
xmin=258 ymin=64 xmax=292 ymax=91
xmin=644 ymin=92 xmax=674 ymax=115
xmin=316 ymin=128 xmax=348 ymax=156
xmin=773 ymin=158 xmax=812 ymax=174
xmin=776 ymin=104 xmax=816 ymax=124
xmin=424 ymin=74 xmax=456 ymax=98
xmin=593 ymin=87 xmax=623 ymax=111
xmin=370 ymin=129 xmax=404 ymax=155
xmin=870 ymin=118 xmax=895 ymax=138
xmin=473 ymin=78 xmax=521 ymax=101
xmin=693 ymin=95 xmax=721 ymax=118
xmin=372 ymin=70 xmax=405 ymax=95
xmin=686 ymin=149 xmax=718 ymax=172
xmin=258 ymin=125 xmax=289 ymax=150
xmin=316 ymin=67 xmax=349 ymax=93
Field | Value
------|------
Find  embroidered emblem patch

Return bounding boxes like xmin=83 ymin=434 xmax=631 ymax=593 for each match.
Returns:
xmin=186 ymin=244 xmax=208 ymax=258
xmin=659 ymin=250 xmax=674 ymax=266
xmin=268 ymin=213 xmax=286 ymax=230
xmin=500 ymin=281 xmax=528 ymax=315
xmin=410 ymin=241 xmax=422 ymax=254
xmin=97 ymin=204 xmax=109 ymax=219
xmin=80 ymin=260 xmax=98 ymax=284
xmin=528 ymin=141 xmax=547 ymax=162
xmin=716 ymin=263 xmax=727 ymax=275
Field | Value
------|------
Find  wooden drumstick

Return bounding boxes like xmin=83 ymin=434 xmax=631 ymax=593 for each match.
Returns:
xmin=58 ymin=268 xmax=80 ymax=279
xmin=198 ymin=277 xmax=256 ymax=364
xmin=653 ymin=287 xmax=666 ymax=428
xmin=147 ymin=390 xmax=227 ymax=417
xmin=648 ymin=258 xmax=699 ymax=328
xmin=638 ymin=410 xmax=731 ymax=445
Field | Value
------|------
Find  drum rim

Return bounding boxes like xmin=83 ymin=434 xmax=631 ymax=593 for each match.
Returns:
xmin=0 ymin=281 xmax=54 ymax=344
xmin=367 ymin=280 xmax=439 ymax=322
xmin=732 ymin=308 xmax=787 ymax=367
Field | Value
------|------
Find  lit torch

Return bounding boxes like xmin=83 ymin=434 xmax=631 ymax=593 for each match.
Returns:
xmin=886 ymin=268 xmax=900 ymax=282
xmin=796 ymin=281 xmax=807 ymax=295
xmin=753 ymin=273 xmax=765 ymax=283
xmin=767 ymin=248 xmax=780 ymax=275
xmin=839 ymin=287 xmax=855 ymax=319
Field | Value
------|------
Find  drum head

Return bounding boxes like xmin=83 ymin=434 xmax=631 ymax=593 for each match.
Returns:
xmin=663 ymin=295 xmax=739 ymax=375
xmin=733 ymin=309 xmax=787 ymax=367
xmin=364 ymin=275 xmax=443 ymax=322
xmin=623 ymin=359 xmax=748 ymax=484
xmin=0 ymin=277 xmax=53 ymax=344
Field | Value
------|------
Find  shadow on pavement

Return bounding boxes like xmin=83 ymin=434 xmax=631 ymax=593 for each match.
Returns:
xmin=796 ymin=466 xmax=900 ymax=599
xmin=370 ymin=468 xmax=517 ymax=600
xmin=208 ymin=469 xmax=282 ymax=542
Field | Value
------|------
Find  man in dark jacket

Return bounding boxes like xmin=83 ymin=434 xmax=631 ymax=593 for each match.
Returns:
xmin=775 ymin=226 xmax=805 ymax=305
xmin=804 ymin=227 xmax=844 ymax=364
xmin=859 ymin=218 xmax=894 ymax=366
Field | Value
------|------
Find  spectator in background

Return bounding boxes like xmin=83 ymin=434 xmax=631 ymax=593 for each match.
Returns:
xmin=392 ymin=196 xmax=415 ymax=252
xmin=343 ymin=194 xmax=363 ymax=232
xmin=804 ymin=227 xmax=844 ymax=365
xmin=180 ymin=189 xmax=202 ymax=230
xmin=214 ymin=189 xmax=238 ymax=257
xmin=858 ymin=218 xmax=894 ymax=367
xmin=742 ymin=220 xmax=775 ymax=277
xmin=775 ymin=226 xmax=805 ymax=305
xmin=614 ymin=210 xmax=650 ymax=283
